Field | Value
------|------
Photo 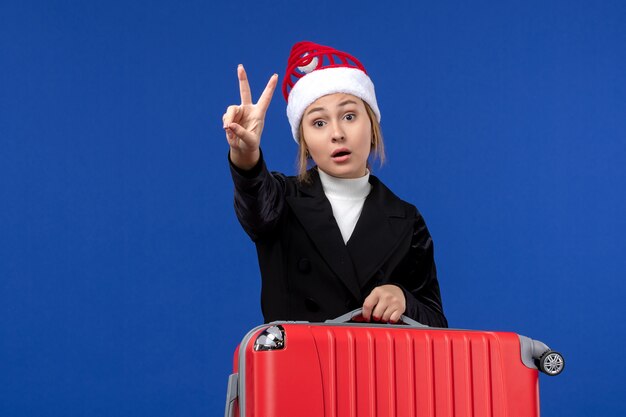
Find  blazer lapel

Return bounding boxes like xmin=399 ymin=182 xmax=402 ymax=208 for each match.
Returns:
xmin=347 ymin=176 xmax=413 ymax=287
xmin=285 ymin=170 xmax=362 ymax=300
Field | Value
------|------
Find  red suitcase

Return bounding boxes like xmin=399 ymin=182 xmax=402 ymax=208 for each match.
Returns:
xmin=225 ymin=310 xmax=564 ymax=417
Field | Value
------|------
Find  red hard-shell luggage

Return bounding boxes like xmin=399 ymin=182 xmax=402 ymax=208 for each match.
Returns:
xmin=224 ymin=310 xmax=564 ymax=417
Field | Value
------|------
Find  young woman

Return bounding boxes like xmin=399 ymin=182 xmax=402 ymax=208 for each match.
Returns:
xmin=223 ymin=41 xmax=447 ymax=327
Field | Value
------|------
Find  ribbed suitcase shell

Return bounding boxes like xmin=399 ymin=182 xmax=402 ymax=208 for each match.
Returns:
xmin=233 ymin=323 xmax=540 ymax=417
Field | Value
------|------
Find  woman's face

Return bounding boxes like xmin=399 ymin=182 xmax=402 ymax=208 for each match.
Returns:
xmin=301 ymin=93 xmax=372 ymax=179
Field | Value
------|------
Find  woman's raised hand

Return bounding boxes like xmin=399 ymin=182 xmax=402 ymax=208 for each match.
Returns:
xmin=223 ymin=65 xmax=278 ymax=170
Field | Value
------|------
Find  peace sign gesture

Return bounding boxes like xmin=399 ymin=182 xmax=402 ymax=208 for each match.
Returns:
xmin=223 ymin=65 xmax=278 ymax=170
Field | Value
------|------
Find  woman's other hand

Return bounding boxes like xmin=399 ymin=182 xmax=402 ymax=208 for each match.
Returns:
xmin=361 ymin=284 xmax=406 ymax=323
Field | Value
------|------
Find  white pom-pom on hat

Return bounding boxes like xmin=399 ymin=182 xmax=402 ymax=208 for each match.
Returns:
xmin=296 ymin=54 xmax=319 ymax=74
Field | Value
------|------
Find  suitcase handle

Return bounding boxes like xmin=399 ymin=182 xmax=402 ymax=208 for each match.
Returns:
xmin=325 ymin=308 xmax=429 ymax=327
xmin=224 ymin=373 xmax=238 ymax=417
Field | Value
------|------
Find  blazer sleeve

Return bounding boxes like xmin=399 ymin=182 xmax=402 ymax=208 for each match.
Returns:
xmin=228 ymin=150 xmax=286 ymax=241
xmin=392 ymin=213 xmax=448 ymax=328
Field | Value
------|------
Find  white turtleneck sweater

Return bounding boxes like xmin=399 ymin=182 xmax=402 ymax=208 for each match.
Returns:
xmin=318 ymin=169 xmax=372 ymax=244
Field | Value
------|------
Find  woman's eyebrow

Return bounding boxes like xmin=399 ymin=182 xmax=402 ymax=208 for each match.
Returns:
xmin=306 ymin=106 xmax=325 ymax=116
xmin=305 ymin=100 xmax=359 ymax=116
xmin=338 ymin=99 xmax=358 ymax=107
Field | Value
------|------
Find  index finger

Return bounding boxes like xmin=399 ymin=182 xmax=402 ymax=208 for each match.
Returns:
xmin=361 ymin=291 xmax=380 ymax=322
xmin=238 ymin=64 xmax=252 ymax=105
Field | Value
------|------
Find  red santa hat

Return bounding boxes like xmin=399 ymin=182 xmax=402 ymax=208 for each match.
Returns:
xmin=282 ymin=41 xmax=381 ymax=143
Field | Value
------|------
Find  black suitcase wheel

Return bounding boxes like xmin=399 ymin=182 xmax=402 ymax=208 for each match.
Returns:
xmin=538 ymin=350 xmax=564 ymax=376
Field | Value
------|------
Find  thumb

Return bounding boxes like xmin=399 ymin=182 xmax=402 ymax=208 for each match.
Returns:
xmin=227 ymin=122 xmax=257 ymax=147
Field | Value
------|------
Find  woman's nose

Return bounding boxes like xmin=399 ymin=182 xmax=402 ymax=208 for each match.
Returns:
xmin=331 ymin=123 xmax=345 ymax=142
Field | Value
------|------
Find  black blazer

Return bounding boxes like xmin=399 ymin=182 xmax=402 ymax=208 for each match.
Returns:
xmin=230 ymin=154 xmax=447 ymax=327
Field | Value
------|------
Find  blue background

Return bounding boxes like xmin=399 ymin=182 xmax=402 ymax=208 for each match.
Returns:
xmin=1 ymin=1 xmax=625 ymax=416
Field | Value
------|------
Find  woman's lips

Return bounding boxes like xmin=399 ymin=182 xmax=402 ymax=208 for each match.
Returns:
xmin=331 ymin=148 xmax=351 ymax=162
xmin=332 ymin=154 xmax=351 ymax=163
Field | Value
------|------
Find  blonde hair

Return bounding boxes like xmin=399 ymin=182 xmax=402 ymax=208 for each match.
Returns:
xmin=296 ymin=102 xmax=385 ymax=183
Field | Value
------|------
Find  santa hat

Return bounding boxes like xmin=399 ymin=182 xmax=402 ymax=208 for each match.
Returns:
xmin=282 ymin=41 xmax=381 ymax=143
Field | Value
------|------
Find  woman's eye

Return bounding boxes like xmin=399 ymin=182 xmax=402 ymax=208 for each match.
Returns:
xmin=314 ymin=120 xmax=325 ymax=127
xmin=344 ymin=114 xmax=355 ymax=121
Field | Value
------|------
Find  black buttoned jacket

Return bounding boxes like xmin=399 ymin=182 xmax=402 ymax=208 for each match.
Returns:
xmin=230 ymin=155 xmax=447 ymax=327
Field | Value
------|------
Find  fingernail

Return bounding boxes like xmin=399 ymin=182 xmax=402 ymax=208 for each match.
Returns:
xmin=238 ymin=64 xmax=243 ymax=68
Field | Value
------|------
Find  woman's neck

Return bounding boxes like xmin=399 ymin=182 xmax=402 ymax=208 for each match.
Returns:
xmin=317 ymin=168 xmax=371 ymax=200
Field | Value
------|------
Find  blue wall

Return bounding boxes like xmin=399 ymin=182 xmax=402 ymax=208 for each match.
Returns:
xmin=2 ymin=1 xmax=625 ymax=415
